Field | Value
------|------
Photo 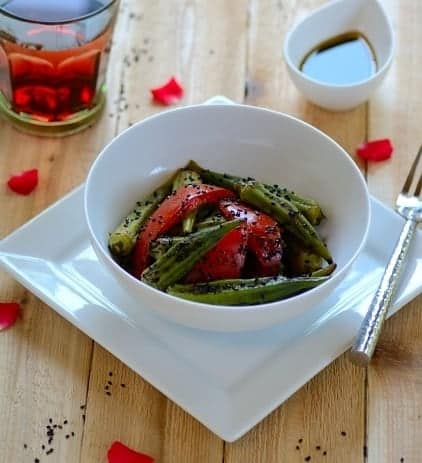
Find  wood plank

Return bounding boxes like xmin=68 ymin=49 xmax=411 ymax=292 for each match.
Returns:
xmin=368 ymin=301 xmax=422 ymax=462
xmin=0 ymin=2 xmax=126 ymax=462
xmin=367 ymin=0 xmax=422 ymax=205
xmin=80 ymin=1 xmax=248 ymax=462
xmin=225 ymin=1 xmax=366 ymax=461
xmin=367 ymin=1 xmax=422 ymax=461
xmin=2 ymin=1 xmax=420 ymax=462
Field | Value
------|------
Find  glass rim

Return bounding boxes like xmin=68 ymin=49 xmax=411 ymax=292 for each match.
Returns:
xmin=0 ymin=0 xmax=118 ymax=25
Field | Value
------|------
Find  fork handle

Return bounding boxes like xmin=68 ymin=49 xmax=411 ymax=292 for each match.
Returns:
xmin=349 ymin=218 xmax=417 ymax=366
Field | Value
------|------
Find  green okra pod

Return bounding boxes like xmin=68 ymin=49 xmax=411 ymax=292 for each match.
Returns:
xmin=172 ymin=169 xmax=202 ymax=233
xmin=195 ymin=213 xmax=226 ymax=230
xmin=263 ymin=184 xmax=324 ymax=225
xmin=149 ymin=239 xmax=174 ymax=261
xmin=239 ymin=182 xmax=332 ymax=263
xmin=282 ymin=232 xmax=323 ymax=275
xmin=186 ymin=160 xmax=246 ymax=193
xmin=311 ymin=263 xmax=337 ymax=277
xmin=142 ymin=219 xmax=241 ymax=290
xmin=167 ymin=275 xmax=329 ymax=305
xmin=108 ymin=177 xmax=173 ymax=257
xmin=188 ymin=161 xmax=324 ymax=225
xmin=150 ymin=221 xmax=230 ymax=260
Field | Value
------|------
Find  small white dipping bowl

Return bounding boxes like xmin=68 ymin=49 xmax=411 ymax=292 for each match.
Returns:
xmin=284 ymin=0 xmax=394 ymax=111
xmin=84 ymin=103 xmax=370 ymax=332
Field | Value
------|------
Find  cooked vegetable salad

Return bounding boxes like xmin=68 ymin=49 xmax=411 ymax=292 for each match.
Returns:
xmin=108 ymin=161 xmax=336 ymax=306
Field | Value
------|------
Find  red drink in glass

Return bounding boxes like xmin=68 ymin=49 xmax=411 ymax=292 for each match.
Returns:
xmin=0 ymin=0 xmax=119 ymax=136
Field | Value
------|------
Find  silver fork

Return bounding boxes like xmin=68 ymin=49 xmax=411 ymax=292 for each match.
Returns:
xmin=349 ymin=144 xmax=422 ymax=366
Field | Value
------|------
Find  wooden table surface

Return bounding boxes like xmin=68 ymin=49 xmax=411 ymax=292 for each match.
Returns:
xmin=1 ymin=1 xmax=421 ymax=462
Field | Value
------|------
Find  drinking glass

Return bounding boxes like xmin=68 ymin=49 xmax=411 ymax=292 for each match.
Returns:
xmin=0 ymin=0 xmax=119 ymax=136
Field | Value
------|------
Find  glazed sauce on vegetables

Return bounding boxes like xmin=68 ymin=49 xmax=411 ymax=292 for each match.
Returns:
xmin=299 ymin=32 xmax=377 ymax=85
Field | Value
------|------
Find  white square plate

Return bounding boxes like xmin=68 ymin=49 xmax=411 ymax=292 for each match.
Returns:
xmin=1 ymin=187 xmax=421 ymax=441
xmin=1 ymin=101 xmax=421 ymax=442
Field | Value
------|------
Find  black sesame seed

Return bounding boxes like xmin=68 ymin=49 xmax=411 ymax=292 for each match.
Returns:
xmin=49 ymin=418 xmax=52 ymax=424
xmin=46 ymin=449 xmax=53 ymax=455
xmin=42 ymin=445 xmax=45 ymax=450
xmin=108 ymin=381 xmax=112 ymax=385
xmin=66 ymin=435 xmax=70 ymax=439
xmin=82 ymin=415 xmax=85 ymax=421
xmin=71 ymin=432 xmax=75 ymax=436
xmin=106 ymin=391 xmax=111 ymax=396
xmin=24 ymin=444 xmax=28 ymax=449
xmin=109 ymin=372 xmax=113 ymax=377
xmin=80 ymin=405 xmax=85 ymax=410
xmin=341 ymin=431 xmax=347 ymax=436
xmin=121 ymin=383 xmax=126 ymax=388
xmin=323 ymin=451 xmax=327 ymax=456
xmin=63 ymin=420 xmax=68 ymax=425
xmin=305 ymin=457 xmax=311 ymax=462
xmin=400 ymin=459 xmax=404 ymax=462
xmin=298 ymin=438 xmax=303 ymax=443
xmin=316 ymin=446 xmax=321 ymax=450
xmin=35 ymin=459 xmax=40 ymax=463
xmin=296 ymin=445 xmax=300 ymax=450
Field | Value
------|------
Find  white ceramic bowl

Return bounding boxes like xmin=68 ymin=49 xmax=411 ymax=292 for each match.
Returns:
xmin=84 ymin=103 xmax=370 ymax=332
xmin=283 ymin=0 xmax=394 ymax=111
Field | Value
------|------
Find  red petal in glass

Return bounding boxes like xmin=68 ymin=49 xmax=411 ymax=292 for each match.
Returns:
xmin=0 ymin=302 xmax=20 ymax=331
xmin=356 ymin=139 xmax=393 ymax=162
xmin=7 ymin=169 xmax=39 ymax=195
xmin=150 ymin=76 xmax=184 ymax=105
xmin=108 ymin=441 xmax=155 ymax=463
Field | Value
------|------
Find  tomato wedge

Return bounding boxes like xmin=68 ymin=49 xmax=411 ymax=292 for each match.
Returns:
xmin=133 ymin=184 xmax=235 ymax=277
xmin=186 ymin=223 xmax=248 ymax=283
xmin=219 ymin=201 xmax=282 ymax=276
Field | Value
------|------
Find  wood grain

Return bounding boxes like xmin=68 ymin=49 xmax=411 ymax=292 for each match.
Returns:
xmin=0 ymin=1 xmax=421 ymax=462
xmin=366 ymin=1 xmax=422 ymax=462
xmin=0 ymin=1 xmax=127 ymax=462
xmin=225 ymin=1 xmax=366 ymax=462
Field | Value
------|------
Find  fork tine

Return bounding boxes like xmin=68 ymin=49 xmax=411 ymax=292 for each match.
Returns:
xmin=415 ymin=171 xmax=422 ymax=196
xmin=402 ymin=144 xmax=422 ymax=194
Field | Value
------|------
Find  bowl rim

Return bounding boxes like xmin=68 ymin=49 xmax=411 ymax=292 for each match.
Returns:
xmin=84 ymin=102 xmax=371 ymax=314
xmin=283 ymin=0 xmax=395 ymax=89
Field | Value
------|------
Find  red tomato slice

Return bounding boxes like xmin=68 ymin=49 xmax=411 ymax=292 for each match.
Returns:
xmin=186 ymin=223 xmax=248 ymax=283
xmin=133 ymin=184 xmax=236 ymax=277
xmin=219 ymin=201 xmax=282 ymax=276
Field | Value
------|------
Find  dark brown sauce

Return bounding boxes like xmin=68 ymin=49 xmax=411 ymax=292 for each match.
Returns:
xmin=299 ymin=32 xmax=377 ymax=85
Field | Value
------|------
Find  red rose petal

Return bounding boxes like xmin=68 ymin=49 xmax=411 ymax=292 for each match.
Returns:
xmin=0 ymin=303 xmax=20 ymax=331
xmin=356 ymin=139 xmax=393 ymax=162
xmin=108 ymin=441 xmax=155 ymax=463
xmin=150 ymin=76 xmax=184 ymax=105
xmin=7 ymin=169 xmax=39 ymax=195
